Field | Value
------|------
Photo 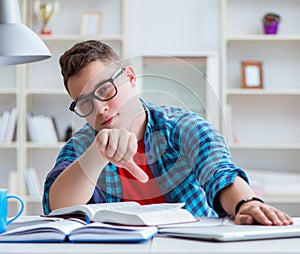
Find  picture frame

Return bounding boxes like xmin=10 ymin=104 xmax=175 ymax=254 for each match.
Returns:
xmin=80 ymin=11 xmax=103 ymax=36
xmin=241 ymin=61 xmax=263 ymax=89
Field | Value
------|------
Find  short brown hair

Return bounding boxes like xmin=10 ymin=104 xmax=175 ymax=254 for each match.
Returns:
xmin=59 ymin=40 xmax=120 ymax=93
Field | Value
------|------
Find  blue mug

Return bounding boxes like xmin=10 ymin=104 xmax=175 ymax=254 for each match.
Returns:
xmin=0 ymin=189 xmax=24 ymax=233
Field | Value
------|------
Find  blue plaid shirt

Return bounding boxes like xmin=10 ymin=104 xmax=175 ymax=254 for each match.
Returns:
xmin=43 ymin=101 xmax=248 ymax=216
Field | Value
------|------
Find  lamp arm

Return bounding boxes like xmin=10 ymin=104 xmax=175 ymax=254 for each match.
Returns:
xmin=0 ymin=0 xmax=21 ymax=24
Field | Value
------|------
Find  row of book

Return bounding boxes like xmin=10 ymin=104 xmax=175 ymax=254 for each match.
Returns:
xmin=25 ymin=168 xmax=42 ymax=197
xmin=0 ymin=107 xmax=17 ymax=143
xmin=8 ymin=168 xmax=42 ymax=197
xmin=0 ymin=109 xmax=64 ymax=144
xmin=26 ymin=113 xmax=59 ymax=143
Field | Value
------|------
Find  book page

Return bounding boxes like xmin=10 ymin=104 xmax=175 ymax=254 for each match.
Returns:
xmin=111 ymin=203 xmax=185 ymax=214
xmin=49 ymin=201 xmax=140 ymax=219
xmin=2 ymin=219 xmax=85 ymax=236
xmin=87 ymin=202 xmax=139 ymax=214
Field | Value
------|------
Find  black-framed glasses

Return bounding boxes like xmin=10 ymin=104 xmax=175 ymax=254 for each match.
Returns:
xmin=69 ymin=67 xmax=124 ymax=117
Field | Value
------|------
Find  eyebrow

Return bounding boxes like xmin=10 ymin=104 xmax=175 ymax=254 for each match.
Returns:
xmin=75 ymin=67 xmax=123 ymax=101
xmin=75 ymin=79 xmax=105 ymax=102
xmin=76 ymin=93 xmax=91 ymax=102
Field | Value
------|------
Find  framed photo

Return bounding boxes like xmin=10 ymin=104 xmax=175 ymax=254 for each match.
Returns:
xmin=241 ymin=61 xmax=263 ymax=89
xmin=80 ymin=11 xmax=103 ymax=36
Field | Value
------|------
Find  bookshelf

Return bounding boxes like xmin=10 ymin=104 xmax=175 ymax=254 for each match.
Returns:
xmin=1 ymin=0 xmax=220 ymax=216
xmin=221 ymin=0 xmax=300 ymax=214
xmin=0 ymin=0 xmax=128 ymax=216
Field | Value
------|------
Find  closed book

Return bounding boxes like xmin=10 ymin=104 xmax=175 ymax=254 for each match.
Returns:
xmin=0 ymin=110 xmax=10 ymax=143
xmin=3 ymin=107 xmax=17 ymax=143
xmin=26 ymin=113 xmax=39 ymax=142
xmin=25 ymin=168 xmax=42 ymax=197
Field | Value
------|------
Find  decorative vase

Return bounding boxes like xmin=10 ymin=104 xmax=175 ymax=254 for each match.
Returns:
xmin=263 ymin=13 xmax=280 ymax=35
xmin=263 ymin=20 xmax=279 ymax=34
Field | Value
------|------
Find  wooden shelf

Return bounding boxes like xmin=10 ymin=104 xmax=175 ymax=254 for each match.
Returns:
xmin=265 ymin=197 xmax=300 ymax=204
xmin=26 ymin=89 xmax=67 ymax=95
xmin=0 ymin=88 xmax=18 ymax=94
xmin=228 ymin=143 xmax=300 ymax=149
xmin=0 ymin=0 xmax=128 ymax=215
xmin=0 ymin=143 xmax=18 ymax=149
xmin=226 ymin=88 xmax=300 ymax=96
xmin=25 ymin=142 xmax=65 ymax=149
xmin=221 ymin=0 xmax=300 ymax=210
xmin=227 ymin=34 xmax=300 ymax=42
xmin=40 ymin=34 xmax=125 ymax=42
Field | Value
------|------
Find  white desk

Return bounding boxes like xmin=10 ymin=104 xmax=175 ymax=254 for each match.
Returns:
xmin=152 ymin=235 xmax=300 ymax=254
xmin=0 ymin=236 xmax=300 ymax=254
xmin=1 ymin=217 xmax=299 ymax=254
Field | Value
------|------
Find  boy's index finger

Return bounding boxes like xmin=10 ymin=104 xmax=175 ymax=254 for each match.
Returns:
xmin=120 ymin=160 xmax=149 ymax=183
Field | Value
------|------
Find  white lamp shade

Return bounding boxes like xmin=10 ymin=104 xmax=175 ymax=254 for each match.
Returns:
xmin=0 ymin=0 xmax=51 ymax=66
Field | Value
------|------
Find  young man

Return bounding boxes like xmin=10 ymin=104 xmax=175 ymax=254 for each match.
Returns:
xmin=43 ymin=40 xmax=292 ymax=226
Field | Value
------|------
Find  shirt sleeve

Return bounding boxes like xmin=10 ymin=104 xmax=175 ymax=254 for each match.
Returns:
xmin=178 ymin=113 xmax=249 ymax=216
xmin=42 ymin=129 xmax=106 ymax=215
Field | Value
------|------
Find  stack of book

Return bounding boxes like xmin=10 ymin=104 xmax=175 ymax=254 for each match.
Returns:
xmin=0 ymin=202 xmax=197 ymax=243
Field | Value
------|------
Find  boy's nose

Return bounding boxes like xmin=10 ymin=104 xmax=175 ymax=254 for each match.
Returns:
xmin=94 ymin=98 xmax=109 ymax=114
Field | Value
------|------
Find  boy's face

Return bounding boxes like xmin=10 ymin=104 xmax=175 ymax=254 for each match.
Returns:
xmin=68 ymin=60 xmax=140 ymax=132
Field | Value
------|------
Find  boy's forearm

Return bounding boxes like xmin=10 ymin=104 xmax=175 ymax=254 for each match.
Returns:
xmin=49 ymin=142 xmax=107 ymax=210
xmin=218 ymin=176 xmax=256 ymax=217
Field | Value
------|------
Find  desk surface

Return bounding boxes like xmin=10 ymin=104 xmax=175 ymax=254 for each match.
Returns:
xmin=1 ymin=217 xmax=300 ymax=254
xmin=1 ymin=236 xmax=300 ymax=254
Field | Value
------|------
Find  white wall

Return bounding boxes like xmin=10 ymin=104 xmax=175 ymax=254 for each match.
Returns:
xmin=127 ymin=0 xmax=220 ymax=55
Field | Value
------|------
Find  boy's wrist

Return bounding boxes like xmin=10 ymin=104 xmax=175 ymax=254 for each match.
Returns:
xmin=235 ymin=196 xmax=264 ymax=216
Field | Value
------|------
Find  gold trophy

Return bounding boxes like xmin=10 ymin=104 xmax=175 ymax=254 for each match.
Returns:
xmin=34 ymin=1 xmax=60 ymax=35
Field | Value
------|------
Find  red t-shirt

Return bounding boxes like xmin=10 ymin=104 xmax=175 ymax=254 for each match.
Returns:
xmin=118 ymin=140 xmax=165 ymax=205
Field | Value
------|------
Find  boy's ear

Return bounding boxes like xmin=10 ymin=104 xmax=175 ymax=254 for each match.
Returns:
xmin=126 ymin=66 xmax=136 ymax=86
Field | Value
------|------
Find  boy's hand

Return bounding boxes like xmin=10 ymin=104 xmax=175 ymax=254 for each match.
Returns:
xmin=235 ymin=201 xmax=293 ymax=226
xmin=94 ymin=129 xmax=149 ymax=183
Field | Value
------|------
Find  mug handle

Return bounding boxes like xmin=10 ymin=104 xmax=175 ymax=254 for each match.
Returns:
xmin=6 ymin=195 xmax=25 ymax=225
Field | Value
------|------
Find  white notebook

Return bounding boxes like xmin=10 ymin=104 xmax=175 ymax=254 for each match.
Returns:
xmin=159 ymin=224 xmax=300 ymax=242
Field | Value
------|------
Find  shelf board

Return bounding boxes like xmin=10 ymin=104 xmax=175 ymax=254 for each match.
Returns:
xmin=264 ymin=196 xmax=300 ymax=204
xmin=0 ymin=88 xmax=18 ymax=94
xmin=228 ymin=143 xmax=300 ymax=149
xmin=226 ymin=34 xmax=300 ymax=42
xmin=226 ymin=89 xmax=300 ymax=96
xmin=24 ymin=196 xmax=42 ymax=202
xmin=0 ymin=143 xmax=17 ymax=149
xmin=26 ymin=89 xmax=67 ymax=95
xmin=40 ymin=34 xmax=124 ymax=42
xmin=25 ymin=142 xmax=65 ymax=149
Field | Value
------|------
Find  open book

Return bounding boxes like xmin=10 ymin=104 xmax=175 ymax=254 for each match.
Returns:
xmin=0 ymin=218 xmax=157 ymax=243
xmin=48 ymin=202 xmax=197 ymax=226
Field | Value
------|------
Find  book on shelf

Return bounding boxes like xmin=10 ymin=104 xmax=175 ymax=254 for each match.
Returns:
xmin=26 ymin=113 xmax=59 ymax=143
xmin=0 ymin=108 xmax=17 ymax=143
xmin=8 ymin=170 xmax=18 ymax=195
xmin=0 ymin=218 xmax=157 ymax=243
xmin=25 ymin=168 xmax=42 ymax=197
xmin=3 ymin=107 xmax=17 ymax=143
xmin=48 ymin=201 xmax=197 ymax=226
xmin=0 ymin=110 xmax=9 ymax=142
